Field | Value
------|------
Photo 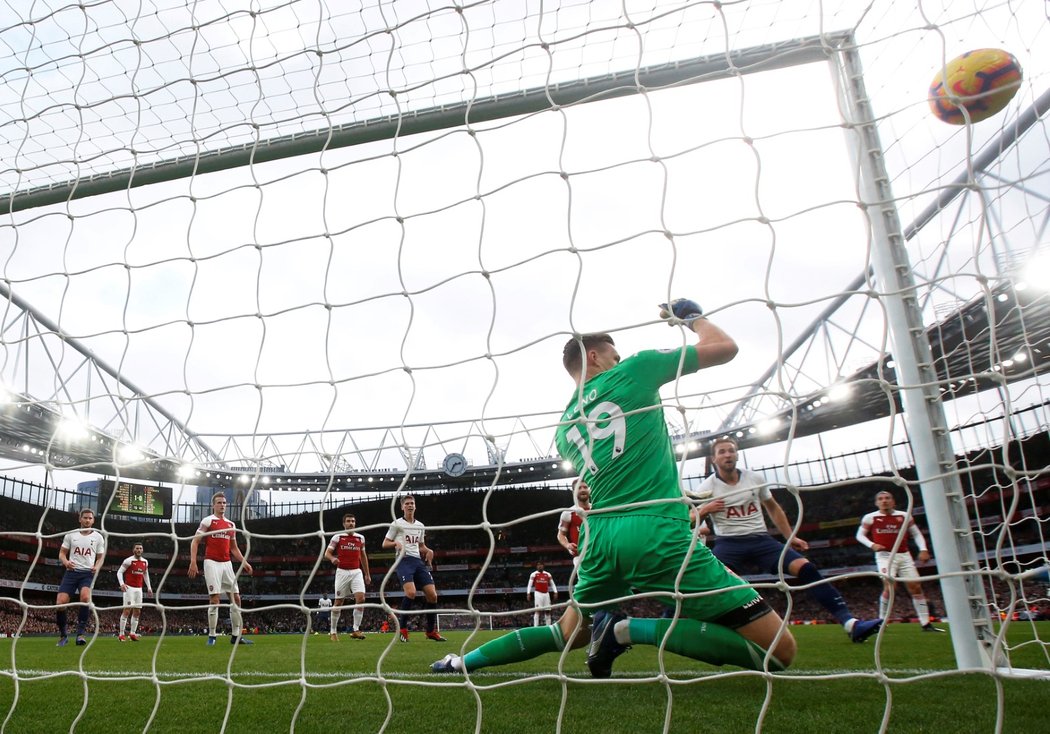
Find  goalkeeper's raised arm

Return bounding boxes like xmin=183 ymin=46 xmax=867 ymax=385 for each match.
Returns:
xmin=659 ymin=298 xmax=738 ymax=369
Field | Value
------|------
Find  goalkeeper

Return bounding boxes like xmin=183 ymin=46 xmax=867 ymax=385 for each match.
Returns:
xmin=433 ymin=299 xmax=795 ymax=676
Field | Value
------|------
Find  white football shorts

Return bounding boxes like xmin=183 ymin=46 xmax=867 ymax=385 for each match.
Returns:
xmin=334 ymin=567 xmax=365 ymax=599
xmin=203 ymin=558 xmax=240 ymax=595
xmin=876 ymin=551 xmax=920 ymax=581
xmin=122 ymin=586 xmax=144 ymax=608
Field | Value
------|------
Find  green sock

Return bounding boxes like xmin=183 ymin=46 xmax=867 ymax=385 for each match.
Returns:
xmin=626 ymin=617 xmax=783 ymax=672
xmin=462 ymin=625 xmax=565 ymax=672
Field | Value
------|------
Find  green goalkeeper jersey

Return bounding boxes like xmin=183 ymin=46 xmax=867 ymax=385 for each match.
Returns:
xmin=555 ymin=346 xmax=699 ymax=521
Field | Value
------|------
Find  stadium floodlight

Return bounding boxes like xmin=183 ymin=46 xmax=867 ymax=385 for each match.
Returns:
xmin=117 ymin=445 xmax=146 ymax=464
xmin=827 ymin=383 xmax=853 ymax=402
xmin=757 ymin=417 xmax=781 ymax=436
xmin=177 ymin=464 xmax=196 ymax=479
xmin=1020 ymin=251 xmax=1050 ymax=290
xmin=57 ymin=417 xmax=89 ymax=442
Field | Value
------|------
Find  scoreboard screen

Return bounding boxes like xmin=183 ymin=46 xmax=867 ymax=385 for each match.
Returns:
xmin=98 ymin=479 xmax=172 ymax=519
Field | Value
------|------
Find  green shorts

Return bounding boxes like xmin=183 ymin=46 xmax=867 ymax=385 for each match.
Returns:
xmin=573 ymin=514 xmax=760 ymax=621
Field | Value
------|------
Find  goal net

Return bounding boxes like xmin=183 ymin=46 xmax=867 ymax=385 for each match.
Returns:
xmin=0 ymin=0 xmax=1047 ymax=732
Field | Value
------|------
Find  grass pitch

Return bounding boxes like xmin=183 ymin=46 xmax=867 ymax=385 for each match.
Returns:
xmin=0 ymin=623 xmax=1046 ymax=733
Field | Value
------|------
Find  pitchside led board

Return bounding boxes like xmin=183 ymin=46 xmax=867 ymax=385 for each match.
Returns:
xmin=97 ymin=479 xmax=173 ymax=520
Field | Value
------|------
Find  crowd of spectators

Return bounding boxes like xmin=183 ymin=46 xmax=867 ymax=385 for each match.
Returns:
xmin=1 ymin=434 xmax=1047 ymax=640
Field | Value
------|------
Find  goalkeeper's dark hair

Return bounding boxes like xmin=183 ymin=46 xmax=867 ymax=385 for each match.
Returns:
xmin=562 ymin=333 xmax=615 ymax=377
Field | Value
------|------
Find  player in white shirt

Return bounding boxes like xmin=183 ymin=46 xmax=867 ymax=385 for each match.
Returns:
xmin=116 ymin=542 xmax=152 ymax=641
xmin=315 ymin=593 xmax=333 ymax=635
xmin=382 ymin=495 xmax=445 ymax=642
xmin=526 ymin=562 xmax=558 ymax=626
xmin=856 ymin=491 xmax=943 ymax=631
xmin=695 ymin=437 xmax=882 ymax=643
xmin=56 ymin=508 xmax=106 ymax=647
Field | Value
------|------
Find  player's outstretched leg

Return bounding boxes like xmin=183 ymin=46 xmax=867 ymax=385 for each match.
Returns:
xmin=848 ymin=618 xmax=883 ymax=642
xmin=794 ymin=561 xmax=882 ymax=642
xmin=432 ymin=653 xmax=460 ymax=673
xmin=591 ymin=615 xmax=790 ymax=677
xmin=431 ymin=624 xmax=570 ymax=673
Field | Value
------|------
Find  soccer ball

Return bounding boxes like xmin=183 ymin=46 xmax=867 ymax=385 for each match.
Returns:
xmin=929 ymin=48 xmax=1022 ymax=125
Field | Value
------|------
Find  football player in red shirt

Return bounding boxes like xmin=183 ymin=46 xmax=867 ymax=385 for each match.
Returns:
xmin=188 ymin=492 xmax=254 ymax=646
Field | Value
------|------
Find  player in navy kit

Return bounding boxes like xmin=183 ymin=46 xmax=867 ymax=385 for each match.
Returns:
xmin=383 ymin=495 xmax=445 ymax=642
xmin=695 ymin=437 xmax=881 ymax=642
xmin=55 ymin=508 xmax=106 ymax=646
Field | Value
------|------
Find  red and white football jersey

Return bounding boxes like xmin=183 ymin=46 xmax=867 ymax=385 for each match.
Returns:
xmin=328 ymin=532 xmax=366 ymax=570
xmin=528 ymin=570 xmax=556 ymax=595
xmin=197 ymin=514 xmax=237 ymax=562
xmin=117 ymin=556 xmax=151 ymax=590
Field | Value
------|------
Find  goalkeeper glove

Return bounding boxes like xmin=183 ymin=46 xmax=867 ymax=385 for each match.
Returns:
xmin=658 ymin=298 xmax=703 ymax=325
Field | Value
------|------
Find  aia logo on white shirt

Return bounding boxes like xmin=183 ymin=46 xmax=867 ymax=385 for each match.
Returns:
xmin=725 ymin=502 xmax=759 ymax=518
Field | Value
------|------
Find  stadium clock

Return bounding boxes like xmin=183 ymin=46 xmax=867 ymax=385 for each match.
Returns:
xmin=442 ymin=452 xmax=468 ymax=477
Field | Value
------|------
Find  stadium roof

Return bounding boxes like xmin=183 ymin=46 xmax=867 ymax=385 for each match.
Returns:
xmin=0 ymin=276 xmax=1043 ymax=489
